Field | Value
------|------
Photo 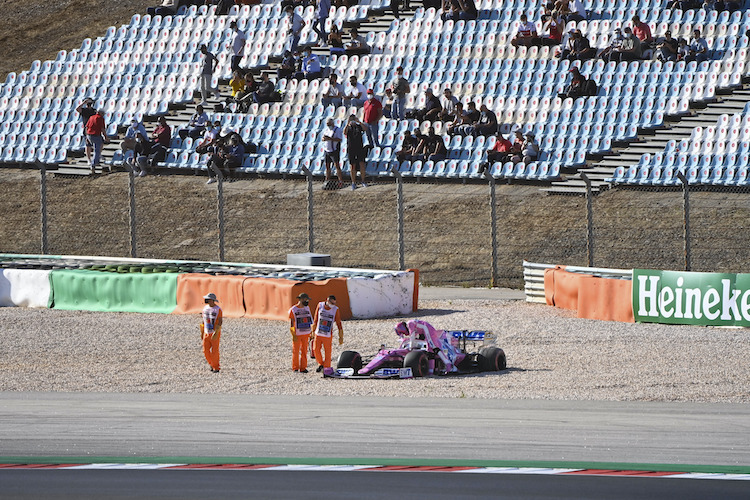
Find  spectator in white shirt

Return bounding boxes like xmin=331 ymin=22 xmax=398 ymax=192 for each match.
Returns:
xmin=344 ymin=75 xmax=367 ymax=108
xmin=229 ymin=21 xmax=246 ymax=73
xmin=511 ymin=14 xmax=538 ymax=47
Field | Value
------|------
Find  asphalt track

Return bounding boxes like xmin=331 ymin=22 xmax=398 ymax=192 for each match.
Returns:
xmin=1 ymin=392 xmax=749 ymax=498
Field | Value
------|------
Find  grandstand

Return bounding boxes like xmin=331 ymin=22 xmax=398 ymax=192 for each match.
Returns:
xmin=3 ymin=0 xmax=750 ymax=195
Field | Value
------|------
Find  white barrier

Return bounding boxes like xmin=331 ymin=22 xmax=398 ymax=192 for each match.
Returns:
xmin=346 ymin=271 xmax=415 ymax=319
xmin=0 ymin=269 xmax=51 ymax=308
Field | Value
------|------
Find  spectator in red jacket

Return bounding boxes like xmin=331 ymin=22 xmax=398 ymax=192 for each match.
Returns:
xmin=362 ymin=89 xmax=383 ymax=148
xmin=85 ymin=108 xmax=108 ymax=172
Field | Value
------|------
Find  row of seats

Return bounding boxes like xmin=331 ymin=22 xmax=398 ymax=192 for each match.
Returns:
xmin=607 ymin=164 xmax=750 ymax=187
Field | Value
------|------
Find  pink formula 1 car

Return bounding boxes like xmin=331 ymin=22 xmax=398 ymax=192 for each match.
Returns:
xmin=326 ymin=319 xmax=506 ymax=379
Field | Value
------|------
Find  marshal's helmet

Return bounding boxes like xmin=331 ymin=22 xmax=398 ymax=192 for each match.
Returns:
xmin=394 ymin=321 xmax=409 ymax=338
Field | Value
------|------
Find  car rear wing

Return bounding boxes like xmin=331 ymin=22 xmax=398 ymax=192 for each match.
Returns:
xmin=446 ymin=330 xmax=496 ymax=351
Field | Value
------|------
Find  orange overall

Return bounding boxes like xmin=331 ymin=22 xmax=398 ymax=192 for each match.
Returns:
xmin=289 ymin=304 xmax=313 ymax=371
xmin=201 ymin=304 xmax=222 ymax=371
xmin=312 ymin=302 xmax=343 ymax=368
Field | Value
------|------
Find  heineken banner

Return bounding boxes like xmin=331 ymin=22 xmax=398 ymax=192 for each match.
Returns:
xmin=633 ymin=269 xmax=750 ymax=326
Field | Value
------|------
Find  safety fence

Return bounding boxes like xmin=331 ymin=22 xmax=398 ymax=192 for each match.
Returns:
xmin=2 ymin=168 xmax=750 ymax=288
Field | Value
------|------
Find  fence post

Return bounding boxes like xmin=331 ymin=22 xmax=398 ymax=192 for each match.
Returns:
xmin=391 ymin=165 xmax=405 ymax=271
xmin=122 ymin=159 xmax=138 ymax=258
xmin=208 ymin=164 xmax=225 ymax=262
xmin=38 ymin=163 xmax=48 ymax=254
xmin=483 ymin=168 xmax=498 ymax=288
xmin=676 ymin=171 xmax=691 ymax=271
xmin=581 ymin=172 xmax=594 ymax=267
xmin=302 ymin=165 xmax=314 ymax=252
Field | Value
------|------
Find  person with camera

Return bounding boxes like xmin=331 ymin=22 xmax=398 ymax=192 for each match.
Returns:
xmin=206 ymin=131 xmax=245 ymax=184
xmin=322 ymin=118 xmax=344 ymax=189
xmin=200 ymin=292 xmax=223 ymax=373
xmin=344 ymin=114 xmax=367 ymax=190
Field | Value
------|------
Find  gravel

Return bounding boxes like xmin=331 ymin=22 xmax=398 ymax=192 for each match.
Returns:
xmin=1 ymin=299 xmax=749 ymax=403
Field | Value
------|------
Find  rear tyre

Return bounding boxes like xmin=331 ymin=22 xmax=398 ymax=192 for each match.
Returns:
xmin=336 ymin=350 xmax=362 ymax=374
xmin=403 ymin=351 xmax=429 ymax=377
xmin=479 ymin=347 xmax=506 ymax=372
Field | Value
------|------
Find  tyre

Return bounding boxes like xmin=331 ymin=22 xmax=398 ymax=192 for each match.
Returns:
xmin=403 ymin=350 xmax=429 ymax=377
xmin=479 ymin=347 xmax=506 ymax=372
xmin=336 ymin=350 xmax=362 ymax=374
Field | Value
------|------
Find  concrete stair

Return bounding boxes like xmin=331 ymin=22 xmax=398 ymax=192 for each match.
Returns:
xmin=543 ymin=86 xmax=750 ymax=196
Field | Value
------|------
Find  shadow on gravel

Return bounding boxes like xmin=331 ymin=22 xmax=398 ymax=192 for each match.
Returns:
xmin=401 ymin=308 xmax=464 ymax=317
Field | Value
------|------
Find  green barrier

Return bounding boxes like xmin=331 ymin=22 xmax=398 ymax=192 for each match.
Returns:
xmin=49 ymin=270 xmax=178 ymax=314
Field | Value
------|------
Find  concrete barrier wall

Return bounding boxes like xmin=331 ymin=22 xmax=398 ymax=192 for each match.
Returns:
xmin=0 ymin=269 xmax=51 ymax=308
xmin=346 ymin=271 xmax=415 ymax=319
xmin=49 ymin=270 xmax=178 ymax=314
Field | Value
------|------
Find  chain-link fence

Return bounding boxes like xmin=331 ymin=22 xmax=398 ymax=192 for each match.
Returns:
xmin=2 ymin=169 xmax=749 ymax=287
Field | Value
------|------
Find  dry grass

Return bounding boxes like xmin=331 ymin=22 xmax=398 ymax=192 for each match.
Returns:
xmin=3 ymin=169 xmax=750 ymax=286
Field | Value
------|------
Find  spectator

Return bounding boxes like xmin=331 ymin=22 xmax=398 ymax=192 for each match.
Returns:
xmin=511 ymin=14 xmax=538 ymax=47
xmin=328 ymin=25 xmax=345 ymax=55
xmin=716 ymin=0 xmax=741 ymax=11
xmin=75 ymin=97 xmax=96 ymax=165
xmin=148 ymin=0 xmax=179 ymax=16
xmin=199 ymin=44 xmax=220 ymax=106
xmin=345 ymin=28 xmax=370 ymax=55
xmin=362 ymin=89 xmax=383 ymax=148
xmin=570 ymin=30 xmax=596 ymax=61
xmin=534 ymin=10 xmax=563 ymax=47
xmin=597 ymin=27 xmax=625 ymax=61
xmin=322 ymin=118 xmax=344 ymax=188
xmin=344 ymin=114 xmax=368 ymax=189
xmin=558 ymin=67 xmax=586 ymax=99
xmin=470 ymin=104 xmax=498 ymax=137
xmin=453 ymin=101 xmax=481 ymax=135
xmin=391 ymin=0 xmax=401 ymax=20
xmin=207 ymin=0 xmax=234 ymax=15
xmin=284 ymin=5 xmax=304 ymax=53
xmin=229 ymin=21 xmax=246 ymax=73
xmin=235 ymin=71 xmax=258 ymax=112
xmin=300 ymin=48 xmax=323 ymax=80
xmin=410 ymin=88 xmax=442 ymax=121
xmin=512 ymin=133 xmax=539 ymax=165
xmin=677 ymin=38 xmax=690 ymax=61
xmin=395 ymin=130 xmax=419 ymax=162
xmin=312 ymin=0 xmax=330 ymax=46
xmin=631 ymin=15 xmax=653 ymax=46
xmin=442 ymin=0 xmax=477 ymax=20
xmin=85 ymin=108 xmax=108 ymax=172
xmin=381 ymin=87 xmax=394 ymax=118
xmin=687 ymin=29 xmax=709 ymax=63
xmin=253 ymin=73 xmax=277 ymax=104
xmin=181 ymin=104 xmax=209 ymax=140
xmin=564 ymin=0 xmax=586 ymax=23
xmin=416 ymin=126 xmax=447 ymax=162
xmin=344 ymin=75 xmax=367 ymax=108
xmin=322 ymin=73 xmax=344 ymax=108
xmin=446 ymin=101 xmax=467 ymax=135
xmin=389 ymin=66 xmax=410 ymax=120
xmin=121 ymin=118 xmax=148 ymax=155
xmin=195 ymin=120 xmax=222 ymax=154
xmin=134 ymin=116 xmax=170 ymax=177
xmin=207 ymin=132 xmax=245 ymax=184
xmin=486 ymin=131 xmax=513 ymax=164
xmin=610 ymin=27 xmax=641 ymax=63
xmin=228 ymin=71 xmax=246 ymax=102
xmin=278 ymin=51 xmax=297 ymax=79
xmin=438 ymin=88 xmax=459 ymax=122
xmin=654 ymin=31 xmax=679 ymax=62
xmin=509 ymin=130 xmax=524 ymax=159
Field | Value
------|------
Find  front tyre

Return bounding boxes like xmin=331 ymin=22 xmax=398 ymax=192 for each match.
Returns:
xmin=403 ymin=350 xmax=429 ymax=377
xmin=337 ymin=350 xmax=362 ymax=374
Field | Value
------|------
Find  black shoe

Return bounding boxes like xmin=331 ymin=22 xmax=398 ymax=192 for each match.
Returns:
xmin=316 ymin=365 xmax=323 ymax=373
xmin=211 ymin=368 xmax=220 ymax=373
xmin=300 ymin=369 xmax=309 ymax=373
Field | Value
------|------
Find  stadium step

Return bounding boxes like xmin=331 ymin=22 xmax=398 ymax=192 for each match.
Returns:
xmin=544 ymin=86 xmax=750 ymax=196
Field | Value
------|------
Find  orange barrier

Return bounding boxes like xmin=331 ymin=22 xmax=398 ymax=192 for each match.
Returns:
xmin=242 ymin=277 xmax=352 ymax=321
xmin=544 ymin=267 xmax=590 ymax=310
xmin=408 ymin=268 xmax=419 ymax=312
xmin=174 ymin=274 xmax=247 ymax=318
xmin=576 ymin=276 xmax=635 ymax=323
